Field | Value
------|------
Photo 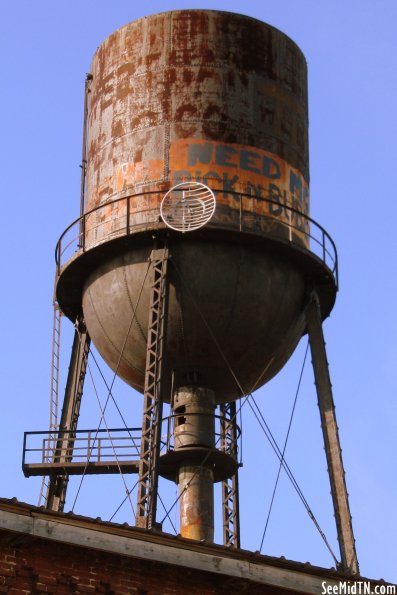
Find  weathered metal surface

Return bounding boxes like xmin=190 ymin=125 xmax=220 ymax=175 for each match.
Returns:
xmin=159 ymin=445 xmax=238 ymax=483
xmin=82 ymin=240 xmax=306 ymax=401
xmin=173 ymin=386 xmax=215 ymax=449
xmin=45 ymin=320 xmax=90 ymax=512
xmin=174 ymin=387 xmax=215 ymax=541
xmin=136 ymin=248 xmax=169 ymax=529
xmin=69 ymin=10 xmax=319 ymax=402
xmin=306 ymin=294 xmax=359 ymax=575
xmin=220 ymin=401 xmax=240 ymax=548
xmin=23 ymin=461 xmax=140 ymax=476
xmin=179 ymin=464 xmax=214 ymax=542
xmin=85 ymin=10 xmax=309 ymax=248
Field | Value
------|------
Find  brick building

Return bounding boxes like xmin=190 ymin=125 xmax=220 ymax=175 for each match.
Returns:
xmin=0 ymin=498 xmax=393 ymax=594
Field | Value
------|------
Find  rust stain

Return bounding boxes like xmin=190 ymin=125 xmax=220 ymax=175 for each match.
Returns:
xmin=115 ymin=160 xmax=163 ymax=192
xmin=175 ymin=103 xmax=197 ymax=120
xmin=86 ymin=9 xmax=309 ymax=246
xmin=111 ymin=119 xmax=124 ymax=138
xmin=203 ymin=105 xmax=221 ymax=120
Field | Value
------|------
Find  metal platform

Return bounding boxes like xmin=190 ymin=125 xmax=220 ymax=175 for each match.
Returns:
xmin=24 ymin=461 xmax=140 ymax=476
xmin=22 ymin=416 xmax=240 ymax=481
xmin=22 ymin=427 xmax=142 ymax=477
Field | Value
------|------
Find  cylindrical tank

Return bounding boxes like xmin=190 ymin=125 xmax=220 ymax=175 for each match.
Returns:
xmin=57 ymin=10 xmax=335 ymax=403
xmin=85 ymin=10 xmax=309 ymax=245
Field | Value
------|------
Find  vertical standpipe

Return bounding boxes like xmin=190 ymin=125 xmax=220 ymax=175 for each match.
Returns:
xmin=174 ymin=387 xmax=215 ymax=541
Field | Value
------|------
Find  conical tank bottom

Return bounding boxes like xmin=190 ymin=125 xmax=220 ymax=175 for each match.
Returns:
xmin=82 ymin=239 xmax=306 ymax=403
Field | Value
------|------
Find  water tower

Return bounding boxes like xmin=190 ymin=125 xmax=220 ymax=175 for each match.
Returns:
xmin=23 ymin=10 xmax=358 ymax=575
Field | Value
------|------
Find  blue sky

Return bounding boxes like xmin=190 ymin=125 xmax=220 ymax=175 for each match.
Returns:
xmin=1 ymin=0 xmax=396 ymax=584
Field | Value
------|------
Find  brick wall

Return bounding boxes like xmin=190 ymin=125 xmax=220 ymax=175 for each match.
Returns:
xmin=0 ymin=535 xmax=279 ymax=594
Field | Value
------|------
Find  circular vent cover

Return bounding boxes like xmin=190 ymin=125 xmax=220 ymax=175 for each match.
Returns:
xmin=160 ymin=182 xmax=216 ymax=232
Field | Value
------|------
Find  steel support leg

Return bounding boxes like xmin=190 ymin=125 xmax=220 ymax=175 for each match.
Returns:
xmin=136 ymin=247 xmax=169 ymax=529
xmin=220 ymin=401 xmax=241 ymax=548
xmin=306 ymin=292 xmax=359 ymax=574
xmin=46 ymin=318 xmax=91 ymax=512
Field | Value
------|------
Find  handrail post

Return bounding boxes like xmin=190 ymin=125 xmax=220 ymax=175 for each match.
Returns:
xmin=167 ymin=415 xmax=171 ymax=451
xmin=82 ymin=215 xmax=86 ymax=252
xmin=126 ymin=196 xmax=130 ymax=235
xmin=42 ymin=437 xmax=48 ymax=463
xmin=57 ymin=243 xmax=61 ymax=277
xmin=239 ymin=193 xmax=243 ymax=232
xmin=87 ymin=431 xmax=91 ymax=461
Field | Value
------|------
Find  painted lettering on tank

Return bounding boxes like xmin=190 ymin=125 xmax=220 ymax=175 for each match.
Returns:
xmin=108 ymin=139 xmax=309 ymax=246
xmin=187 ymin=142 xmax=282 ymax=180
xmin=215 ymin=145 xmax=238 ymax=169
xmin=170 ymin=139 xmax=310 ymax=245
xmin=187 ymin=142 xmax=214 ymax=166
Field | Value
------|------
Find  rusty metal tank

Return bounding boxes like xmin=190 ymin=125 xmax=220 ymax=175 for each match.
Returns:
xmin=56 ymin=10 xmax=337 ymax=402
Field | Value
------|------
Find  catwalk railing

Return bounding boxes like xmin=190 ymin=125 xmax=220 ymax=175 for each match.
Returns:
xmin=22 ymin=414 xmax=241 ymax=477
xmin=55 ymin=189 xmax=338 ymax=289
